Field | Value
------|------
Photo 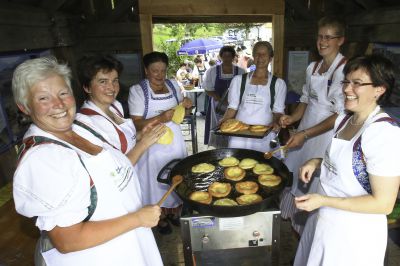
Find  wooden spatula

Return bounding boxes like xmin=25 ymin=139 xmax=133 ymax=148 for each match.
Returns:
xmin=157 ymin=175 xmax=183 ymax=206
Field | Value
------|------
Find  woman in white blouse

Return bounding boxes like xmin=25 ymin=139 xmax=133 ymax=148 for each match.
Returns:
xmin=12 ymin=57 xmax=163 ymax=266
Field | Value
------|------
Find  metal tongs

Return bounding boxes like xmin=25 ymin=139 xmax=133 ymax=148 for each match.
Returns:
xmin=264 ymin=145 xmax=287 ymax=159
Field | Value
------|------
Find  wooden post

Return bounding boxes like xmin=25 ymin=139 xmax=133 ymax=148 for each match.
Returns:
xmin=272 ymin=14 xmax=285 ymax=78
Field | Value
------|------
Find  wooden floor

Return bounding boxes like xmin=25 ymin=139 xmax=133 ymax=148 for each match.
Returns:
xmin=0 ymin=200 xmax=38 ymax=266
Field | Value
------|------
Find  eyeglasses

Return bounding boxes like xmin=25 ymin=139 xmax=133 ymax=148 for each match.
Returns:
xmin=340 ymin=80 xmax=375 ymax=89
xmin=317 ymin=35 xmax=341 ymax=41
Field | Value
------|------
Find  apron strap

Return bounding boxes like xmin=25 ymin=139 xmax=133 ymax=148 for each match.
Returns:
xmin=352 ymin=114 xmax=399 ymax=194
xmin=327 ymin=57 xmax=347 ymax=95
xmin=17 ymin=135 xmax=98 ymax=221
xmin=269 ymin=75 xmax=277 ymax=110
xmin=110 ymin=103 xmax=124 ymax=117
xmin=311 ymin=60 xmax=322 ymax=75
xmin=165 ymin=79 xmax=180 ymax=105
xmin=79 ymin=108 xmax=128 ymax=153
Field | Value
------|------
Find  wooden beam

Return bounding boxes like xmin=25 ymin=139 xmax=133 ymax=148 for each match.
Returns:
xmin=285 ymin=0 xmax=313 ymax=20
xmin=139 ymin=0 xmax=284 ymax=15
xmin=83 ymin=22 xmax=141 ymax=37
xmin=40 ymin=0 xmax=68 ymax=13
xmin=139 ymin=14 xmax=152 ymax=55
xmin=354 ymin=0 xmax=380 ymax=10
xmin=347 ymin=6 xmax=400 ymax=25
xmin=105 ymin=0 xmax=136 ymax=22
xmin=153 ymin=15 xmax=273 ymax=24
xmin=347 ymin=23 xmax=400 ymax=43
xmin=272 ymin=14 xmax=284 ymax=78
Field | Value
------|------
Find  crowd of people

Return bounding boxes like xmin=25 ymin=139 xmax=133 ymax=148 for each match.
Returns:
xmin=10 ymin=15 xmax=400 ymax=266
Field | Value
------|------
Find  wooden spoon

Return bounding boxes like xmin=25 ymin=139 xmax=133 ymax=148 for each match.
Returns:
xmin=264 ymin=145 xmax=287 ymax=159
xmin=157 ymin=175 xmax=183 ymax=206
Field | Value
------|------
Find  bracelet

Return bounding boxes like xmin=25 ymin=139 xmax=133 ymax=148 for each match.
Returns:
xmin=301 ymin=130 xmax=309 ymax=140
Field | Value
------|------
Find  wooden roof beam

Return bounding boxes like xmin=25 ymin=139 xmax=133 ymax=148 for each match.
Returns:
xmin=40 ymin=0 xmax=68 ymax=13
xmin=105 ymin=0 xmax=137 ymax=22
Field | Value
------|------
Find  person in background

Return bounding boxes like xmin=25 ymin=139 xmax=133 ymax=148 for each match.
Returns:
xmin=202 ymin=46 xmax=246 ymax=147
xmin=294 ymin=54 xmax=400 ymax=266
xmin=192 ymin=56 xmax=209 ymax=115
xmin=279 ymin=16 xmax=347 ymax=236
xmin=176 ymin=62 xmax=190 ymax=88
xmin=12 ymin=57 xmax=163 ymax=265
xmin=75 ymin=54 xmax=164 ymax=165
xmin=128 ymin=52 xmax=192 ymax=235
xmin=220 ymin=41 xmax=287 ymax=152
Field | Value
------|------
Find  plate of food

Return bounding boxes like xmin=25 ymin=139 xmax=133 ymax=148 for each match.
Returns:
xmin=213 ymin=119 xmax=272 ymax=139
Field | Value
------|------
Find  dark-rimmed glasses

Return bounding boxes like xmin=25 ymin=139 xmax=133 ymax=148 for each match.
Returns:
xmin=317 ymin=35 xmax=341 ymax=41
xmin=340 ymin=80 xmax=375 ymax=89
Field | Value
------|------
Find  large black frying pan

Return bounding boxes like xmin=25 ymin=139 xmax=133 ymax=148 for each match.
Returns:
xmin=157 ymin=148 xmax=290 ymax=217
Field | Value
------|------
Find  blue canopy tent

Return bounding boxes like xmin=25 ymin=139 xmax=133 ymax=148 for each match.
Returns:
xmin=176 ymin=38 xmax=223 ymax=56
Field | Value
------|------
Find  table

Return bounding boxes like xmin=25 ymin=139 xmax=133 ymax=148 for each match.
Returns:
xmin=183 ymin=87 xmax=205 ymax=114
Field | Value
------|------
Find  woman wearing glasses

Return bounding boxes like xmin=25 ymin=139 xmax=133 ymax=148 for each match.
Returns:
xmin=294 ymin=54 xmax=400 ymax=266
xmin=279 ymin=16 xmax=346 ymax=235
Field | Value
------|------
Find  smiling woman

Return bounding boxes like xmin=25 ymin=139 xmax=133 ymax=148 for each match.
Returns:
xmin=11 ymin=57 xmax=164 ymax=266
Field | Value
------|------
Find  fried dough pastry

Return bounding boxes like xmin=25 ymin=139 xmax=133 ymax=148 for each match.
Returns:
xmin=238 ymin=158 xmax=258 ymax=169
xmin=189 ymin=191 xmax=212 ymax=204
xmin=191 ymin=163 xmax=216 ymax=173
xmin=235 ymin=181 xmax=259 ymax=195
xmin=253 ymin=163 xmax=274 ymax=175
xmin=249 ymin=125 xmax=269 ymax=133
xmin=236 ymin=194 xmax=263 ymax=205
xmin=213 ymin=198 xmax=238 ymax=206
xmin=258 ymin=174 xmax=282 ymax=187
xmin=224 ymin=166 xmax=246 ymax=181
xmin=219 ymin=156 xmax=239 ymax=167
xmin=208 ymin=182 xmax=232 ymax=198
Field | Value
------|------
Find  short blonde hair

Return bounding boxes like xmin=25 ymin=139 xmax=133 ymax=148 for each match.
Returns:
xmin=252 ymin=41 xmax=274 ymax=58
xmin=12 ymin=57 xmax=72 ymax=111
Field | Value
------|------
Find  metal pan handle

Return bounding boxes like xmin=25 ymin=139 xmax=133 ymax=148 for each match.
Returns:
xmin=157 ymin=158 xmax=182 ymax=184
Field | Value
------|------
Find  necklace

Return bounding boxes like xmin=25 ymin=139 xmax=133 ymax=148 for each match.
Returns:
xmin=349 ymin=116 xmax=364 ymax=126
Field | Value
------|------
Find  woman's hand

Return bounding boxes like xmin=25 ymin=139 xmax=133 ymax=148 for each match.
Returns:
xmin=134 ymin=205 xmax=162 ymax=228
xmin=159 ymin=109 xmax=175 ymax=123
xmin=182 ymin=97 xmax=193 ymax=109
xmin=295 ymin=193 xmax=325 ymax=212
xmin=280 ymin=115 xmax=294 ymax=128
xmin=299 ymin=158 xmax=322 ymax=183
xmin=139 ymin=123 xmax=166 ymax=148
xmin=285 ymin=131 xmax=307 ymax=149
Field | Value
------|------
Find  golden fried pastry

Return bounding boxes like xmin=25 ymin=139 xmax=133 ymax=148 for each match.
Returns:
xmin=258 ymin=174 xmax=282 ymax=187
xmin=219 ymin=156 xmax=239 ymax=167
xmin=224 ymin=166 xmax=246 ymax=181
xmin=220 ymin=119 xmax=241 ymax=133
xmin=189 ymin=191 xmax=213 ymax=204
xmin=171 ymin=104 xmax=185 ymax=124
xmin=191 ymin=163 xmax=216 ymax=174
xmin=235 ymin=181 xmax=259 ymax=195
xmin=249 ymin=125 xmax=269 ymax=133
xmin=239 ymin=123 xmax=250 ymax=131
xmin=238 ymin=158 xmax=258 ymax=169
xmin=253 ymin=163 xmax=274 ymax=175
xmin=236 ymin=194 xmax=263 ymax=205
xmin=157 ymin=126 xmax=174 ymax=145
xmin=213 ymin=198 xmax=238 ymax=206
xmin=208 ymin=182 xmax=232 ymax=198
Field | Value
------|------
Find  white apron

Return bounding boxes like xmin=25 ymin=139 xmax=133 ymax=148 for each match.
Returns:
xmin=228 ymin=75 xmax=277 ymax=153
xmin=306 ymin=112 xmax=387 ymax=266
xmin=286 ymin=73 xmax=334 ymax=196
xmin=41 ymin=145 xmax=163 ymax=266
xmin=136 ymin=85 xmax=186 ymax=208
xmin=80 ymin=100 xmax=137 ymax=153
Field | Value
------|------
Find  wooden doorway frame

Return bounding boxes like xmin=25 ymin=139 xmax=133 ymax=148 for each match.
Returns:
xmin=138 ymin=0 xmax=285 ymax=77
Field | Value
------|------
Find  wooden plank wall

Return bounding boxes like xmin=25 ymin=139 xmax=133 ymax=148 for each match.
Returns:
xmin=138 ymin=0 xmax=286 ymax=78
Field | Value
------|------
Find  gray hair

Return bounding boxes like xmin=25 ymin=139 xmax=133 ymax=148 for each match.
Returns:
xmin=12 ymin=57 xmax=72 ymax=111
